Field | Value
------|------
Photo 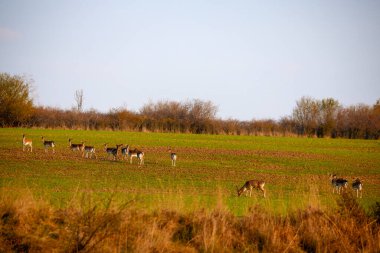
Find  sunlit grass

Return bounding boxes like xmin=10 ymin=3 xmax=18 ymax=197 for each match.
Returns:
xmin=0 ymin=128 xmax=379 ymax=216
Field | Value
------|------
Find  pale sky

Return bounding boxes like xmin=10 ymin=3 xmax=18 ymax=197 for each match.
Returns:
xmin=1 ymin=0 xmax=379 ymax=120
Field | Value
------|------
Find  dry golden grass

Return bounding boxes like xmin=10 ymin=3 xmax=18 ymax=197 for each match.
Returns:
xmin=0 ymin=189 xmax=379 ymax=253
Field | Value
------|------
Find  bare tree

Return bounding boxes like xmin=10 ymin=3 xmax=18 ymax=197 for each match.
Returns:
xmin=318 ymin=98 xmax=340 ymax=137
xmin=74 ymin=89 xmax=84 ymax=112
xmin=292 ymin=97 xmax=319 ymax=136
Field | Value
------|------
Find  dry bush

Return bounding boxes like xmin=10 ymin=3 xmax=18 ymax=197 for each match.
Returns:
xmin=0 ymin=193 xmax=379 ymax=253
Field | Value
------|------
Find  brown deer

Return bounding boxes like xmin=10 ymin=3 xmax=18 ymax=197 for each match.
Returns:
xmin=237 ymin=180 xmax=266 ymax=198
xmin=22 ymin=134 xmax=33 ymax=152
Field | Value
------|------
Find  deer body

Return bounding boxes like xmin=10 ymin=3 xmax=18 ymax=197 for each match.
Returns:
xmin=22 ymin=134 xmax=33 ymax=152
xmin=168 ymin=147 xmax=177 ymax=166
xmin=121 ymin=145 xmax=129 ymax=160
xmin=68 ymin=139 xmax=85 ymax=152
xmin=330 ymin=174 xmax=348 ymax=194
xmin=125 ymin=145 xmax=144 ymax=165
xmin=41 ymin=136 xmax=55 ymax=153
xmin=352 ymin=178 xmax=363 ymax=198
xmin=83 ymin=145 xmax=97 ymax=159
xmin=237 ymin=180 xmax=266 ymax=198
xmin=104 ymin=144 xmax=123 ymax=160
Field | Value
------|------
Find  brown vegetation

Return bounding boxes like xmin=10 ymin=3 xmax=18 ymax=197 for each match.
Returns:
xmin=25 ymin=97 xmax=379 ymax=139
xmin=1 ymin=72 xmax=379 ymax=139
xmin=0 ymin=73 xmax=34 ymax=127
xmin=0 ymin=193 xmax=379 ymax=252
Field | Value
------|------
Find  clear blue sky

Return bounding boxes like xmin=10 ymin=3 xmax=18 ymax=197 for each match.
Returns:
xmin=1 ymin=1 xmax=379 ymax=120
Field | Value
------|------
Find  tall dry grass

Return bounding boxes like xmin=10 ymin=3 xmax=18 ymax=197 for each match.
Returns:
xmin=0 ymin=190 xmax=379 ymax=253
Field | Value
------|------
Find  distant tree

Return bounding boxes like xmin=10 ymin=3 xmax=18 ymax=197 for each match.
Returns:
xmin=222 ymin=118 xmax=240 ymax=135
xmin=140 ymin=99 xmax=218 ymax=133
xmin=188 ymin=99 xmax=218 ymax=134
xmin=292 ymin=97 xmax=319 ymax=136
xmin=0 ymin=73 xmax=34 ymax=127
xmin=336 ymin=104 xmax=372 ymax=139
xmin=372 ymin=99 xmax=380 ymax=138
xmin=188 ymin=99 xmax=217 ymax=122
xmin=74 ymin=89 xmax=84 ymax=112
xmin=318 ymin=98 xmax=340 ymax=137
xmin=279 ymin=116 xmax=297 ymax=136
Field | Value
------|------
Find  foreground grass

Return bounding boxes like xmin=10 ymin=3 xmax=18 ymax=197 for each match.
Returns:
xmin=0 ymin=191 xmax=379 ymax=252
xmin=0 ymin=128 xmax=379 ymax=216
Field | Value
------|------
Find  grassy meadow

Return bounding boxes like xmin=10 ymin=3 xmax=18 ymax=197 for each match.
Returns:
xmin=1 ymin=128 xmax=380 ymax=252
xmin=0 ymin=128 xmax=379 ymax=215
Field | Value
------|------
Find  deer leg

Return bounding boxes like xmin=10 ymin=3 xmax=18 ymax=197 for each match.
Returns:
xmin=261 ymin=188 xmax=266 ymax=198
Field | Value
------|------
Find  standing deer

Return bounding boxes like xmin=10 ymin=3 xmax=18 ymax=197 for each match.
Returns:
xmin=68 ymin=139 xmax=85 ymax=152
xmin=104 ymin=143 xmax=123 ymax=160
xmin=41 ymin=136 xmax=55 ymax=153
xmin=83 ymin=145 xmax=97 ymax=159
xmin=121 ymin=145 xmax=129 ymax=160
xmin=329 ymin=174 xmax=348 ymax=194
xmin=352 ymin=178 xmax=363 ymax=198
xmin=168 ymin=147 xmax=177 ymax=166
xmin=125 ymin=145 xmax=144 ymax=165
xmin=22 ymin=134 xmax=33 ymax=152
xmin=237 ymin=180 xmax=266 ymax=198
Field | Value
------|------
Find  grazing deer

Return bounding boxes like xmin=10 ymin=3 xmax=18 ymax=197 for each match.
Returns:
xmin=168 ymin=147 xmax=177 ymax=166
xmin=237 ymin=180 xmax=266 ymax=198
xmin=125 ymin=145 xmax=144 ymax=165
xmin=104 ymin=143 xmax=123 ymax=160
xmin=83 ymin=145 xmax=97 ymax=159
xmin=22 ymin=134 xmax=33 ymax=152
xmin=41 ymin=136 xmax=55 ymax=153
xmin=330 ymin=174 xmax=348 ymax=194
xmin=68 ymin=139 xmax=85 ymax=152
xmin=352 ymin=178 xmax=363 ymax=198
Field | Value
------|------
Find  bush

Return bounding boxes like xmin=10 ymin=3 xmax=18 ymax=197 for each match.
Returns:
xmin=0 ymin=73 xmax=34 ymax=127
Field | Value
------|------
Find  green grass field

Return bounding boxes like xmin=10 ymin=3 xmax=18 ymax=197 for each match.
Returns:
xmin=0 ymin=128 xmax=379 ymax=216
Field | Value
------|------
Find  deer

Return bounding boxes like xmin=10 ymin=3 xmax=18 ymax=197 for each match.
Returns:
xmin=124 ymin=145 xmax=144 ymax=165
xmin=22 ymin=134 xmax=33 ymax=152
xmin=104 ymin=143 xmax=123 ymax=160
xmin=83 ymin=145 xmax=97 ymax=159
xmin=41 ymin=136 xmax=55 ymax=153
xmin=120 ymin=145 xmax=129 ymax=160
xmin=329 ymin=174 xmax=348 ymax=194
xmin=237 ymin=180 xmax=266 ymax=198
xmin=68 ymin=139 xmax=85 ymax=152
xmin=352 ymin=178 xmax=363 ymax=198
xmin=168 ymin=147 xmax=177 ymax=166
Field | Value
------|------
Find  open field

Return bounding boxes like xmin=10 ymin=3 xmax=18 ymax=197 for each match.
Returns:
xmin=1 ymin=128 xmax=379 ymax=216
xmin=1 ymin=128 xmax=380 ymax=252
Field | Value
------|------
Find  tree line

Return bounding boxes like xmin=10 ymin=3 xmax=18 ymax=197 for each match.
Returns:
xmin=1 ymin=72 xmax=379 ymax=139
